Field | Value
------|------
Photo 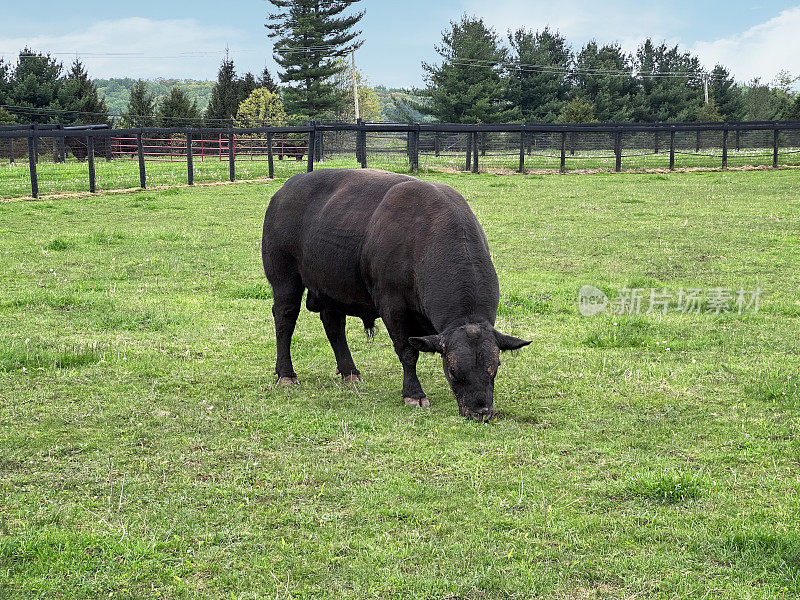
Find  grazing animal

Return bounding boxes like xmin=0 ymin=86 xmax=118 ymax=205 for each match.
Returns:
xmin=261 ymin=169 xmax=529 ymax=419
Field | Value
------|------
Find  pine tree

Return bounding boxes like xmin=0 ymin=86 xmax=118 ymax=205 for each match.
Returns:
xmin=633 ymin=40 xmax=703 ymax=122
xmin=708 ymin=65 xmax=745 ymax=121
xmin=124 ymin=80 xmax=156 ymax=127
xmin=205 ymin=55 xmax=240 ymax=125
xmin=8 ymin=48 xmax=64 ymax=123
xmin=573 ymin=42 xmax=637 ymax=122
xmin=420 ymin=15 xmax=513 ymax=123
xmin=507 ymin=27 xmax=572 ymax=122
xmin=267 ymin=0 xmax=364 ymax=120
xmin=556 ymin=97 xmax=596 ymax=123
xmin=785 ymin=95 xmax=800 ymax=120
xmin=259 ymin=66 xmax=279 ymax=93
xmin=695 ymin=98 xmax=723 ymax=122
xmin=238 ymin=72 xmax=258 ymax=106
xmin=0 ymin=58 xmax=9 ymax=106
xmin=58 ymin=59 xmax=108 ymax=124
xmin=157 ymin=87 xmax=201 ymax=127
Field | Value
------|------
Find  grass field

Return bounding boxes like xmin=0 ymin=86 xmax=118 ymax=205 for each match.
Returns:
xmin=2 ymin=147 xmax=799 ymax=199
xmin=1 ymin=169 xmax=800 ymax=598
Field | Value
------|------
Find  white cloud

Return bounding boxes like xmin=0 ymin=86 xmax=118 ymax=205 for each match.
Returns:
xmin=0 ymin=17 xmax=266 ymax=80
xmin=460 ymin=0 xmax=676 ymax=54
xmin=692 ymin=7 xmax=800 ymax=85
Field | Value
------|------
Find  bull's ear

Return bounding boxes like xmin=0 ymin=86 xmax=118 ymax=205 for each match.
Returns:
xmin=409 ymin=335 xmax=444 ymax=354
xmin=494 ymin=330 xmax=531 ymax=351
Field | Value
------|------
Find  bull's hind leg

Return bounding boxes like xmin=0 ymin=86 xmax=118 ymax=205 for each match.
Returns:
xmin=270 ymin=272 xmax=304 ymax=385
xmin=320 ymin=308 xmax=362 ymax=383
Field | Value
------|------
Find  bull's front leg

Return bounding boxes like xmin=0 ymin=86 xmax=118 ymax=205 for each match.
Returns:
xmin=383 ymin=315 xmax=430 ymax=408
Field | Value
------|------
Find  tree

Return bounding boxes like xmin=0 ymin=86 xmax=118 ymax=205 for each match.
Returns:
xmin=259 ymin=66 xmax=279 ymax=93
xmin=238 ymin=72 xmax=258 ymax=106
xmin=157 ymin=87 xmax=200 ymax=127
xmin=507 ymin=27 xmax=571 ymax=122
xmin=234 ymin=88 xmax=288 ymax=127
xmin=0 ymin=108 xmax=15 ymax=124
xmin=267 ymin=0 xmax=364 ymax=120
xmin=708 ymin=65 xmax=745 ymax=121
xmin=573 ymin=42 xmax=637 ymax=122
xmin=743 ymin=78 xmax=787 ymax=121
xmin=633 ymin=39 xmax=703 ymax=122
xmin=0 ymin=58 xmax=9 ymax=106
xmin=421 ymin=15 xmax=513 ymax=123
xmin=330 ymin=56 xmax=381 ymax=122
xmin=205 ymin=55 xmax=240 ymax=124
xmin=695 ymin=98 xmax=723 ymax=122
xmin=58 ymin=59 xmax=108 ymax=124
xmin=123 ymin=80 xmax=156 ymax=127
xmin=785 ymin=95 xmax=800 ymax=120
xmin=7 ymin=48 xmax=64 ymax=123
xmin=556 ymin=97 xmax=596 ymax=123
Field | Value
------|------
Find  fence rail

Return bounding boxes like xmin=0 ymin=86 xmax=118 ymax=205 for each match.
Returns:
xmin=2 ymin=120 xmax=800 ymax=199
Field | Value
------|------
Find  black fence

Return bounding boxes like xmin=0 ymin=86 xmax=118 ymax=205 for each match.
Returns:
xmin=2 ymin=120 xmax=800 ymax=199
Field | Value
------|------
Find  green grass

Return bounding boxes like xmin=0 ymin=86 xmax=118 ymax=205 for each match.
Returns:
xmin=2 ymin=147 xmax=799 ymax=199
xmin=1 ymin=169 xmax=800 ymax=598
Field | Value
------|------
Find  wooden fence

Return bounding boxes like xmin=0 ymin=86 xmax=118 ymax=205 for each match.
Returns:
xmin=2 ymin=120 xmax=800 ymax=199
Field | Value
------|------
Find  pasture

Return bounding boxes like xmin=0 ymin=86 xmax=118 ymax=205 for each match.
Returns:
xmin=1 ymin=169 xmax=799 ymax=598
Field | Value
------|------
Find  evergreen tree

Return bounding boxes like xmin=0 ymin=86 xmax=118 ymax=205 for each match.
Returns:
xmin=157 ymin=87 xmax=201 ymax=127
xmin=633 ymin=40 xmax=704 ymax=122
xmin=259 ymin=66 xmax=279 ymax=93
xmin=8 ymin=48 xmax=64 ymax=123
xmin=573 ymin=42 xmax=637 ymax=122
xmin=124 ymin=80 xmax=156 ymax=127
xmin=708 ymin=65 xmax=745 ymax=121
xmin=743 ymin=78 xmax=786 ymax=120
xmin=420 ymin=15 xmax=513 ymax=123
xmin=0 ymin=58 xmax=9 ymax=106
xmin=507 ymin=27 xmax=571 ymax=122
xmin=556 ymin=97 xmax=596 ymax=123
xmin=267 ymin=0 xmax=364 ymax=120
xmin=58 ymin=59 xmax=108 ymax=124
xmin=205 ymin=55 xmax=240 ymax=124
xmin=695 ymin=98 xmax=723 ymax=122
xmin=785 ymin=95 xmax=800 ymax=120
xmin=238 ymin=72 xmax=258 ymax=106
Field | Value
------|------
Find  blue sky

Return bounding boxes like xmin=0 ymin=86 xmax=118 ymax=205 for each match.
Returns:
xmin=3 ymin=1 xmax=800 ymax=88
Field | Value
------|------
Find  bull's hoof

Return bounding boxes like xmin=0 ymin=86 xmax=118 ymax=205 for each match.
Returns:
xmin=277 ymin=376 xmax=299 ymax=386
xmin=404 ymin=397 xmax=430 ymax=408
xmin=343 ymin=373 xmax=363 ymax=383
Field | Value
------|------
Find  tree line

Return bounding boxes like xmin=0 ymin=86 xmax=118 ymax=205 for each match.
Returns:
xmin=2 ymin=1 xmax=799 ymax=127
xmin=419 ymin=15 xmax=800 ymax=124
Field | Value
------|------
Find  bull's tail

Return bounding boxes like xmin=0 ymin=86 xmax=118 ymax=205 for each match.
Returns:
xmin=362 ymin=317 xmax=377 ymax=339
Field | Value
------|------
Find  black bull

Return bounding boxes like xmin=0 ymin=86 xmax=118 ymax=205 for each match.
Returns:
xmin=261 ymin=169 xmax=530 ymax=419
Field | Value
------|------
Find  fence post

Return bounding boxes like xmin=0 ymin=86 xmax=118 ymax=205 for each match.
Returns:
xmin=87 ymin=134 xmax=96 ymax=193
xmin=614 ymin=129 xmax=622 ymax=172
xmin=358 ymin=121 xmax=367 ymax=168
xmin=27 ymin=131 xmax=38 ymax=199
xmin=186 ymin=131 xmax=194 ymax=185
xmin=267 ymin=131 xmax=274 ymax=179
xmin=33 ymin=124 xmax=39 ymax=163
xmin=669 ymin=129 xmax=675 ymax=171
xmin=57 ymin=126 xmax=66 ymax=163
xmin=721 ymin=127 xmax=728 ymax=170
xmin=560 ymin=131 xmax=567 ymax=173
xmin=518 ymin=129 xmax=525 ymax=173
xmin=411 ymin=127 xmax=420 ymax=174
xmin=228 ymin=127 xmax=235 ymax=182
xmin=465 ymin=133 xmax=472 ymax=171
xmin=137 ymin=130 xmax=146 ymax=189
xmin=472 ymin=131 xmax=479 ymax=174
xmin=481 ymin=131 xmax=486 ymax=156
xmin=306 ymin=123 xmax=315 ymax=173
xmin=773 ymin=129 xmax=779 ymax=168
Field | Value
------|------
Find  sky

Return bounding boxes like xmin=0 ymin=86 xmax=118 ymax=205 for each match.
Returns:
xmin=2 ymin=1 xmax=800 ymax=90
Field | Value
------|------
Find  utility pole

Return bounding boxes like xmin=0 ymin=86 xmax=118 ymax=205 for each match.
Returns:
xmin=704 ymin=74 xmax=709 ymax=104
xmin=352 ymin=49 xmax=360 ymax=122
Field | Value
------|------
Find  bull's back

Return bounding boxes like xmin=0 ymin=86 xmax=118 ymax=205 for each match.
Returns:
xmin=262 ymin=169 xmax=415 ymax=306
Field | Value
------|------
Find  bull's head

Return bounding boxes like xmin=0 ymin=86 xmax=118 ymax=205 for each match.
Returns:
xmin=409 ymin=322 xmax=530 ymax=421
